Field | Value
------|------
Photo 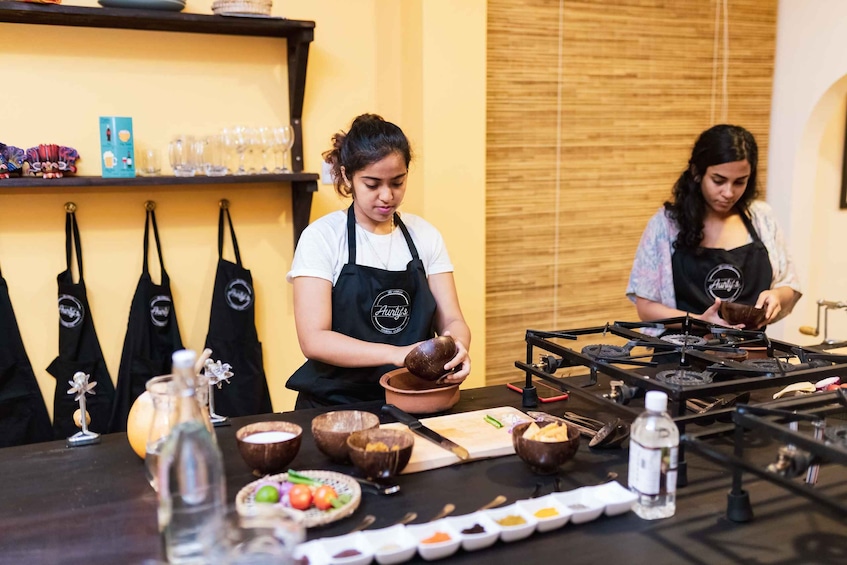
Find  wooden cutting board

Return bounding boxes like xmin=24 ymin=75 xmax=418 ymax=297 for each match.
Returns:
xmin=381 ymin=406 xmax=533 ymax=474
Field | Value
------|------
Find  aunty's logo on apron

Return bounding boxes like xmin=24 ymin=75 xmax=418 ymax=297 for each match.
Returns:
xmin=58 ymin=294 xmax=84 ymax=328
xmin=371 ymin=289 xmax=411 ymax=335
xmin=225 ymin=279 xmax=253 ymax=311
xmin=705 ymin=263 xmax=743 ymax=302
xmin=149 ymin=295 xmax=172 ymax=327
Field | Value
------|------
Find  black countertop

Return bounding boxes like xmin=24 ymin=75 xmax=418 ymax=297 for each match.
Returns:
xmin=0 ymin=385 xmax=845 ymax=564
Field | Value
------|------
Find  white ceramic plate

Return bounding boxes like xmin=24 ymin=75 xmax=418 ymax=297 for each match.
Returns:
xmin=98 ymin=0 xmax=185 ymax=11
xmin=445 ymin=511 xmax=502 ymax=552
xmin=482 ymin=503 xmax=537 ymax=543
xmin=406 ymin=520 xmax=462 ymax=561
xmin=549 ymin=487 xmax=606 ymax=524
xmin=317 ymin=532 xmax=374 ymax=565
xmin=583 ymin=481 xmax=638 ymax=516
xmin=515 ymin=495 xmax=572 ymax=532
xmin=361 ymin=524 xmax=418 ymax=565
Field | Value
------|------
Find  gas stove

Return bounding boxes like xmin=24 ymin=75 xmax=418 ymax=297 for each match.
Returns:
xmin=514 ymin=316 xmax=847 ymax=520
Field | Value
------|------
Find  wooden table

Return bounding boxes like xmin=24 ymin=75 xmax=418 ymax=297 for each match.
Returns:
xmin=0 ymin=385 xmax=845 ymax=564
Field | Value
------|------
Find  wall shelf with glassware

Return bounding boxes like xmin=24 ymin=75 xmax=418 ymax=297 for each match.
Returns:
xmin=0 ymin=1 xmax=318 ymax=245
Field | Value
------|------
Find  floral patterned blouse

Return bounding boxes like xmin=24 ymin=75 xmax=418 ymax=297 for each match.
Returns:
xmin=626 ymin=200 xmax=802 ymax=308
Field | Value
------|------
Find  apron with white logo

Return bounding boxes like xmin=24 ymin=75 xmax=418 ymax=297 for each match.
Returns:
xmin=108 ymin=208 xmax=183 ymax=432
xmin=0 ymin=265 xmax=53 ymax=447
xmin=287 ymin=205 xmax=437 ymax=407
xmin=46 ymin=211 xmax=115 ymax=439
xmin=672 ymin=211 xmax=773 ymax=313
xmin=203 ymin=206 xmax=272 ymax=416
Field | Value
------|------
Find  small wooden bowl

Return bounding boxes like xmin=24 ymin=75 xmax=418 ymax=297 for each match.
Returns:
xmin=380 ymin=368 xmax=460 ymax=415
xmin=719 ymin=301 xmax=767 ymax=329
xmin=346 ymin=428 xmax=415 ymax=479
xmin=236 ymin=421 xmax=303 ymax=476
xmin=311 ymin=410 xmax=380 ymax=463
xmin=512 ymin=421 xmax=580 ymax=475
xmin=405 ymin=336 xmax=457 ymax=382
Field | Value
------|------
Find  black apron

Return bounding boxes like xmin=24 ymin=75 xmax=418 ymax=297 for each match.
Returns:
xmin=0 ymin=265 xmax=53 ymax=447
xmin=672 ymin=210 xmax=773 ymax=313
xmin=108 ymin=208 xmax=183 ymax=432
xmin=203 ymin=207 xmax=272 ymax=417
xmin=286 ymin=205 xmax=438 ymax=408
xmin=46 ymin=211 xmax=115 ymax=439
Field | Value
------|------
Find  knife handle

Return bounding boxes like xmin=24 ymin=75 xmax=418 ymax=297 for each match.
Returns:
xmin=382 ymin=404 xmax=418 ymax=426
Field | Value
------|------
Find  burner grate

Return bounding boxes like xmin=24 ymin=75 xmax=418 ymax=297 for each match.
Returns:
xmin=661 ymin=334 xmax=708 ymax=347
xmin=581 ymin=344 xmax=630 ymax=359
xmin=655 ymin=369 xmax=714 ymax=387
xmin=740 ymin=359 xmax=796 ymax=373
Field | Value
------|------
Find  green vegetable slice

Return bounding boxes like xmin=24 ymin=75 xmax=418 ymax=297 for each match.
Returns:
xmin=484 ymin=415 xmax=503 ymax=428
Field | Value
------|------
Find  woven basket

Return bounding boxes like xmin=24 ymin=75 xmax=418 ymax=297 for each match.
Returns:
xmin=212 ymin=0 xmax=272 ymax=16
xmin=236 ymin=470 xmax=362 ymax=528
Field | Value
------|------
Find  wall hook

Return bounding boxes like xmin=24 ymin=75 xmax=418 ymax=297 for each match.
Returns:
xmin=144 ymin=200 xmax=156 ymax=211
xmin=219 ymin=199 xmax=230 ymax=210
xmin=64 ymin=202 xmax=77 ymax=213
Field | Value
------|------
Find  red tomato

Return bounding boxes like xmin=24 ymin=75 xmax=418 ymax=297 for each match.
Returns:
xmin=313 ymin=485 xmax=338 ymax=511
xmin=288 ymin=484 xmax=313 ymax=510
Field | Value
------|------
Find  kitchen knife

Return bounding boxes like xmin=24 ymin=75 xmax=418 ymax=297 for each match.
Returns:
xmin=381 ymin=404 xmax=470 ymax=461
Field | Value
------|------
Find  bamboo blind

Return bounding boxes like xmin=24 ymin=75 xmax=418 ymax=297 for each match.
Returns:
xmin=486 ymin=0 xmax=777 ymax=385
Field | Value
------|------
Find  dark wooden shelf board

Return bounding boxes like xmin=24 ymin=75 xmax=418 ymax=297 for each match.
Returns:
xmin=0 ymin=173 xmax=318 ymax=188
xmin=0 ymin=2 xmax=315 ymax=39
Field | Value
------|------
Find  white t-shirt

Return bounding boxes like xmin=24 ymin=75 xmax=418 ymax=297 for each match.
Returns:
xmin=287 ymin=209 xmax=454 ymax=285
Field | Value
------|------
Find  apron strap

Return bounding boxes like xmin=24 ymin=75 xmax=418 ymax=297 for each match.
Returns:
xmin=346 ymin=205 xmax=358 ymax=264
xmin=65 ymin=210 xmax=84 ymax=282
xmin=143 ymin=209 xmax=167 ymax=277
xmin=394 ymin=214 xmax=420 ymax=261
xmin=738 ymin=208 xmax=764 ymax=244
xmin=218 ymin=207 xmax=243 ymax=266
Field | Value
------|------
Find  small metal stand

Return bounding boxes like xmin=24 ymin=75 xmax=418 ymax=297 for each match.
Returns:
xmin=204 ymin=358 xmax=233 ymax=427
xmin=66 ymin=371 xmax=100 ymax=447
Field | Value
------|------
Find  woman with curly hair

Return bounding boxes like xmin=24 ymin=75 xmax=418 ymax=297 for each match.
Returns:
xmin=627 ymin=124 xmax=801 ymax=328
xmin=286 ymin=114 xmax=471 ymax=408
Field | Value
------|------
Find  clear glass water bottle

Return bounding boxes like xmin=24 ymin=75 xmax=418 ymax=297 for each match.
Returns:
xmin=157 ymin=349 xmax=226 ymax=563
xmin=628 ymin=390 xmax=679 ymax=519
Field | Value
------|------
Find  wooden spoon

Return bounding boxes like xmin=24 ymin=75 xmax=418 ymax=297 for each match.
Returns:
xmin=348 ymin=514 xmax=376 ymax=533
xmin=394 ymin=512 xmax=417 ymax=526
xmin=428 ymin=503 xmax=456 ymax=521
xmin=477 ymin=494 xmax=507 ymax=511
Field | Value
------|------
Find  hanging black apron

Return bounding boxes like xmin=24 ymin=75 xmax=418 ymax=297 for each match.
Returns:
xmin=46 ymin=211 xmax=115 ymax=439
xmin=203 ymin=206 xmax=272 ymax=417
xmin=108 ymin=208 xmax=183 ymax=432
xmin=672 ymin=210 xmax=773 ymax=314
xmin=0 ymin=265 xmax=53 ymax=447
xmin=286 ymin=205 xmax=438 ymax=408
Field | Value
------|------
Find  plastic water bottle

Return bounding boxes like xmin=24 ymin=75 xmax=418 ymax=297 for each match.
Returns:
xmin=628 ymin=390 xmax=679 ymax=519
xmin=157 ymin=349 xmax=226 ymax=563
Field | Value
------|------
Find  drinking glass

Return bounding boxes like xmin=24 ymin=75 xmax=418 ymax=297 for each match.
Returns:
xmin=168 ymin=134 xmax=197 ymax=177
xmin=203 ymin=134 xmax=229 ymax=177
xmin=256 ymin=127 xmax=274 ymax=174
xmin=272 ymin=126 xmax=294 ymax=173
xmin=223 ymin=126 xmax=249 ymax=175
xmin=139 ymin=148 xmax=161 ymax=176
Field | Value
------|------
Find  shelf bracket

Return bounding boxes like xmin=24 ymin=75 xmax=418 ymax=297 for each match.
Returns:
xmin=287 ymin=28 xmax=313 ymax=174
xmin=292 ymin=179 xmax=318 ymax=246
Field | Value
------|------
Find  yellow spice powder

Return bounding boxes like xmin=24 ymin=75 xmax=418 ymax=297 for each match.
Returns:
xmin=534 ymin=507 xmax=559 ymax=519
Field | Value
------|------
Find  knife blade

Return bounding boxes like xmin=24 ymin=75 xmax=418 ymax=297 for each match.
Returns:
xmin=382 ymin=404 xmax=470 ymax=461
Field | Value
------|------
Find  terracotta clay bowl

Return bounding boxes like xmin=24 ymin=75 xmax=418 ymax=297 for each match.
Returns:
xmin=236 ymin=421 xmax=303 ymax=476
xmin=719 ymin=301 xmax=767 ymax=329
xmin=512 ymin=421 xmax=580 ymax=475
xmin=311 ymin=410 xmax=381 ymax=463
xmin=380 ymin=368 xmax=460 ymax=415
xmin=404 ymin=336 xmax=457 ymax=382
xmin=346 ymin=428 xmax=415 ymax=480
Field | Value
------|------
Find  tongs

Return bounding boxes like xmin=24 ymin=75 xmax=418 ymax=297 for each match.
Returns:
xmin=527 ymin=411 xmax=629 ymax=448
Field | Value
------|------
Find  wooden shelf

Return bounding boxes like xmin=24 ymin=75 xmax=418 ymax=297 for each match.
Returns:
xmin=0 ymin=2 xmax=315 ymax=39
xmin=0 ymin=174 xmax=319 ymax=244
xmin=0 ymin=1 xmax=318 ymax=245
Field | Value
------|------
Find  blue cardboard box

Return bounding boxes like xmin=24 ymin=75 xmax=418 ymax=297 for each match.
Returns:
xmin=99 ymin=116 xmax=135 ymax=178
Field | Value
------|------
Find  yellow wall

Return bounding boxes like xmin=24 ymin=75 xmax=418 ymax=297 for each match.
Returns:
xmin=1 ymin=0 xmax=486 ymax=418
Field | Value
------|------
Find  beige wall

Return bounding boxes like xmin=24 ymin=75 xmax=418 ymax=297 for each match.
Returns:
xmin=769 ymin=0 xmax=847 ymax=344
xmin=1 ymin=0 xmax=486 ymax=419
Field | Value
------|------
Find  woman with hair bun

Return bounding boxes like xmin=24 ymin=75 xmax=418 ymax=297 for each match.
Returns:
xmin=627 ymin=124 xmax=801 ymax=328
xmin=286 ymin=114 xmax=471 ymax=408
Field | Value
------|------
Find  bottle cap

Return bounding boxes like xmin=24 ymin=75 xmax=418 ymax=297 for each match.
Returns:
xmin=172 ymin=349 xmax=197 ymax=370
xmin=645 ymin=390 xmax=668 ymax=412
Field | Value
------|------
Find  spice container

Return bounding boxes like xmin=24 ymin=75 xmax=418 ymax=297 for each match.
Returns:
xmin=549 ymin=487 xmax=605 ymax=524
xmin=317 ymin=531 xmax=374 ymax=565
xmin=445 ymin=511 xmax=502 ymax=552
xmin=361 ymin=524 xmax=418 ymax=565
xmin=482 ymin=504 xmax=537 ymax=543
xmin=583 ymin=481 xmax=638 ymax=516
xmin=515 ymin=495 xmax=572 ymax=532
xmin=406 ymin=520 xmax=461 ymax=561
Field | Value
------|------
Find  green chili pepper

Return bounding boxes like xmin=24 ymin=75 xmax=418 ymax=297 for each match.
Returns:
xmin=484 ymin=414 xmax=503 ymax=428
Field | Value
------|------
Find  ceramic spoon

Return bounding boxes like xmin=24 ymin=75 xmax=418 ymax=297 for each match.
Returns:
xmin=428 ymin=503 xmax=456 ymax=521
xmin=477 ymin=495 xmax=507 ymax=511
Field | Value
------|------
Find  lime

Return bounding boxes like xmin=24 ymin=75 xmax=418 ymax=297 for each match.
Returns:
xmin=255 ymin=485 xmax=280 ymax=504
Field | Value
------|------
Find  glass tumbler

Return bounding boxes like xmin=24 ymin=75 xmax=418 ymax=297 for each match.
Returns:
xmin=144 ymin=375 xmax=177 ymax=491
xmin=203 ymin=134 xmax=229 ymax=177
xmin=168 ymin=134 xmax=197 ymax=177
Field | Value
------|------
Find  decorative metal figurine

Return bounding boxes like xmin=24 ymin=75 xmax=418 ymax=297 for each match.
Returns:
xmin=204 ymin=358 xmax=233 ymax=426
xmin=67 ymin=371 xmax=100 ymax=447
